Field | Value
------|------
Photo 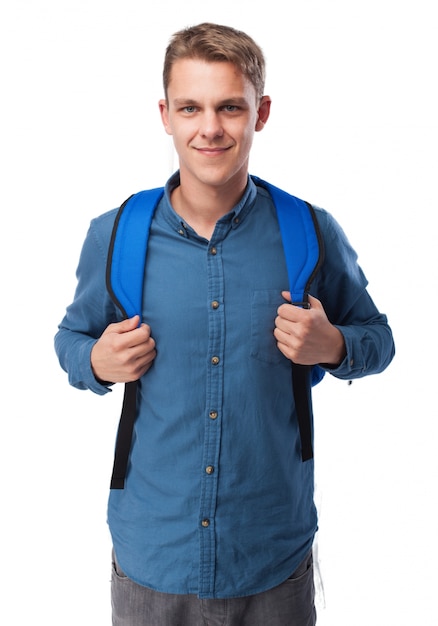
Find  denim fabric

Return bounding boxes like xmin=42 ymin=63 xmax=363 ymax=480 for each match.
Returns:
xmin=111 ymin=549 xmax=316 ymax=626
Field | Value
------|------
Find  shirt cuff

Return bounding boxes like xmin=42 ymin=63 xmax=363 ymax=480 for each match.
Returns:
xmin=68 ymin=339 xmax=113 ymax=395
xmin=321 ymin=326 xmax=367 ymax=379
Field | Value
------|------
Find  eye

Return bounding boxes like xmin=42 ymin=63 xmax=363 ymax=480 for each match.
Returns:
xmin=183 ymin=105 xmax=197 ymax=113
xmin=222 ymin=105 xmax=239 ymax=112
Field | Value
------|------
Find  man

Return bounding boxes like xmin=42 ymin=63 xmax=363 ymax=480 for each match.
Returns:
xmin=55 ymin=22 xmax=395 ymax=626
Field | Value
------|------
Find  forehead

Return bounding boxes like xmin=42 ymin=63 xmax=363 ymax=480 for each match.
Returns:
xmin=167 ymin=58 xmax=257 ymax=103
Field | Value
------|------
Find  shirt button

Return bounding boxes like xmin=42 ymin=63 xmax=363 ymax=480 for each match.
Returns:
xmin=210 ymin=247 xmax=217 ymax=255
xmin=209 ymin=411 xmax=218 ymax=420
xmin=205 ymin=465 xmax=214 ymax=475
xmin=211 ymin=300 xmax=220 ymax=309
xmin=201 ymin=519 xmax=210 ymax=528
xmin=211 ymin=356 xmax=220 ymax=365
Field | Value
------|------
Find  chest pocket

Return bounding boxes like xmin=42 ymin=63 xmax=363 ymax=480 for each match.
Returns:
xmin=250 ymin=289 xmax=286 ymax=365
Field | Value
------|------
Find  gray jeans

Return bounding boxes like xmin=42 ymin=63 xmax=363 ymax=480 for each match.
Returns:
xmin=111 ymin=550 xmax=316 ymax=626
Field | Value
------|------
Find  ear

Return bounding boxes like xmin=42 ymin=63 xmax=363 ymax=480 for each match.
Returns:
xmin=255 ymin=96 xmax=271 ymax=131
xmin=159 ymin=99 xmax=173 ymax=135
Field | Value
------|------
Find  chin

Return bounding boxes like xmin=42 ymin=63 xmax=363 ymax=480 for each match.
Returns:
xmin=197 ymin=165 xmax=247 ymax=189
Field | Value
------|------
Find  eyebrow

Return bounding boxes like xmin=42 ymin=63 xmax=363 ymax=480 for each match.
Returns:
xmin=172 ymin=97 xmax=250 ymax=108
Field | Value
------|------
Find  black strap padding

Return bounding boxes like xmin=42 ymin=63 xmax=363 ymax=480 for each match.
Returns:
xmin=292 ymin=363 xmax=314 ymax=461
xmin=110 ymin=380 xmax=138 ymax=489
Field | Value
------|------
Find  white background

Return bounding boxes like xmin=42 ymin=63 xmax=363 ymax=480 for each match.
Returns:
xmin=1 ymin=1 xmax=437 ymax=624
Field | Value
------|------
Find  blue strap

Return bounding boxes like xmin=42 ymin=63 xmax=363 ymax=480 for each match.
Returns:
xmin=251 ymin=177 xmax=321 ymax=305
xmin=251 ymin=177 xmax=325 ymax=461
xmin=107 ymin=187 xmax=164 ymax=320
xmin=107 ymin=188 xmax=163 ymax=489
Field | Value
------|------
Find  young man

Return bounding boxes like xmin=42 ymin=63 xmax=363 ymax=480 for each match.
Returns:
xmin=55 ymin=23 xmax=395 ymax=626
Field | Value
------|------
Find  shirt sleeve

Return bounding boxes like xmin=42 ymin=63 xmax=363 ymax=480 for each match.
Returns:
xmin=54 ymin=209 xmax=120 ymax=394
xmin=311 ymin=208 xmax=395 ymax=380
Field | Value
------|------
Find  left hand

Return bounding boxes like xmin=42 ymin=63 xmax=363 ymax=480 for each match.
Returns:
xmin=274 ymin=292 xmax=346 ymax=367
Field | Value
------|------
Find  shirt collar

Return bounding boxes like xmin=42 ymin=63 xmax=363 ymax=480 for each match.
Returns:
xmin=162 ymin=171 xmax=258 ymax=235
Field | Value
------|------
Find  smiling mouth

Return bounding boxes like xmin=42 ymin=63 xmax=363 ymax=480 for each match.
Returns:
xmin=195 ymin=146 xmax=231 ymax=155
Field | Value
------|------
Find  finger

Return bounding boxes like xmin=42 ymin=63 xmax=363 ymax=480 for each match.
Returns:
xmin=277 ymin=301 xmax=305 ymax=322
xmin=105 ymin=315 xmax=140 ymax=335
xmin=119 ymin=315 xmax=141 ymax=331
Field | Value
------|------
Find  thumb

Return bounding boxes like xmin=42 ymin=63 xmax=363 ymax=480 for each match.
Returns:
xmin=281 ymin=291 xmax=319 ymax=308
xmin=306 ymin=294 xmax=322 ymax=310
xmin=111 ymin=315 xmax=141 ymax=333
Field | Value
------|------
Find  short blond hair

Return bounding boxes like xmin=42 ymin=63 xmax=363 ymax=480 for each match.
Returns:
xmin=163 ymin=22 xmax=266 ymax=102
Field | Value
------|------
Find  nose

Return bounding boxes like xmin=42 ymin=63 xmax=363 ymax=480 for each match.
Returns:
xmin=199 ymin=110 xmax=224 ymax=140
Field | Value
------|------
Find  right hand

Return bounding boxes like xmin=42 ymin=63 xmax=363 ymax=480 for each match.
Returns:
xmin=91 ymin=316 xmax=156 ymax=384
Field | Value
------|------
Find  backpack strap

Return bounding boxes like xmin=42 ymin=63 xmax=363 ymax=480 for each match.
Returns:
xmin=107 ymin=179 xmax=324 ymax=488
xmin=251 ymin=177 xmax=325 ymax=461
xmin=106 ymin=188 xmax=164 ymax=489
xmin=106 ymin=188 xmax=164 ymax=319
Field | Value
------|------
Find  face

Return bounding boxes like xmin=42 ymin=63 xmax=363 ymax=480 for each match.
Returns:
xmin=159 ymin=58 xmax=271 ymax=192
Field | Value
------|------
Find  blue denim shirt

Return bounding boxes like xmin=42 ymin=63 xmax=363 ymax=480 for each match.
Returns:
xmin=55 ymin=173 xmax=394 ymax=599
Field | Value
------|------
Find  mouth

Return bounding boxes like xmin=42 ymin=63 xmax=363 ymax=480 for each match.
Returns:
xmin=194 ymin=146 xmax=231 ymax=156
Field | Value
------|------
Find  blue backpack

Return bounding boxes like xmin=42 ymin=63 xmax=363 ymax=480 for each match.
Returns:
xmin=107 ymin=176 xmax=324 ymax=489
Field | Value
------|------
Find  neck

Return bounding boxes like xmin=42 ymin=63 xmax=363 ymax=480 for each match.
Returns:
xmin=171 ymin=172 xmax=248 ymax=239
